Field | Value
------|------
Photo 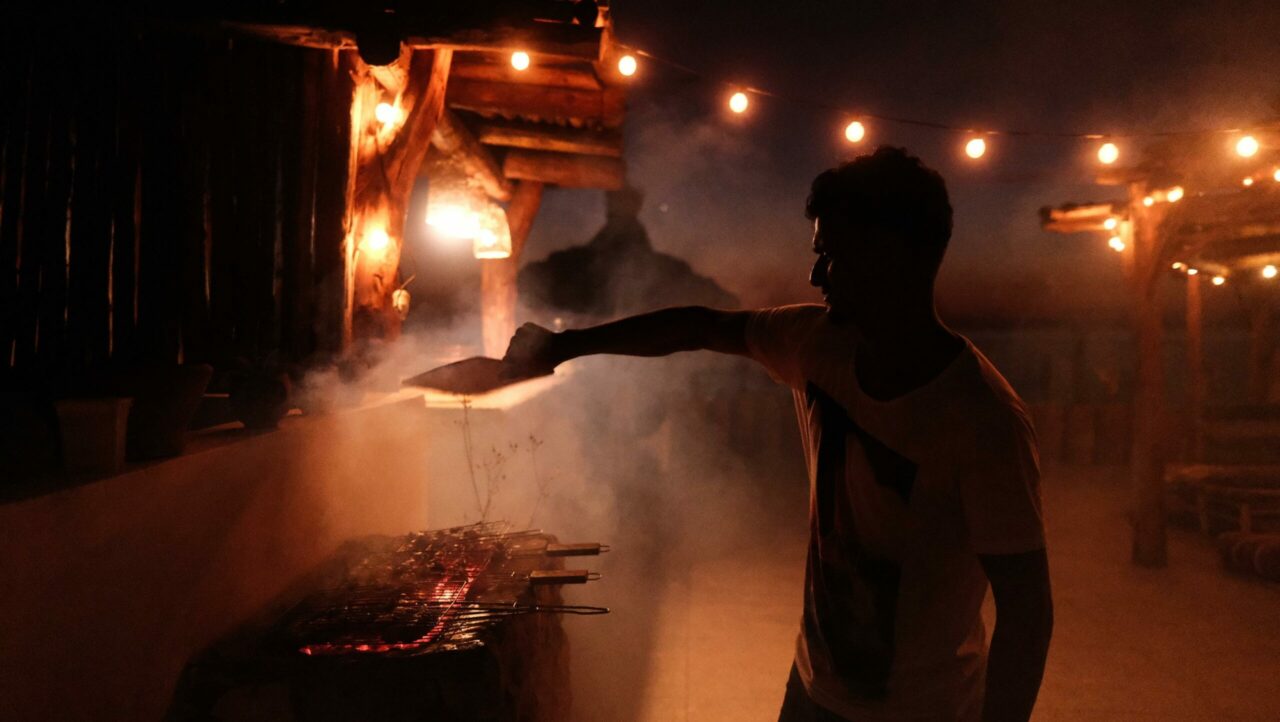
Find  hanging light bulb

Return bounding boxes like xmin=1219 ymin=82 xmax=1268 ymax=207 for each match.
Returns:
xmin=964 ymin=137 xmax=987 ymax=159
xmin=1243 ymin=177 xmax=1255 ymax=187
xmin=1108 ymin=236 xmax=1126 ymax=252
xmin=1166 ymin=186 xmax=1184 ymax=202
xmin=1097 ymin=142 xmax=1120 ymax=165
xmin=844 ymin=120 xmax=866 ymax=143
xmin=1142 ymin=196 xmax=1155 ymax=207
xmin=728 ymin=91 xmax=749 ymax=114
xmin=1236 ymin=135 xmax=1260 ymax=157
xmin=1212 ymin=275 xmax=1226 ymax=286
xmin=1263 ymin=264 xmax=1278 ymax=279
xmin=617 ymin=54 xmax=638 ymax=77
xmin=1274 ymin=168 xmax=1280 ymax=182
xmin=374 ymin=102 xmax=401 ymax=126
xmin=511 ymin=51 xmax=531 ymax=71
xmin=1186 ymin=268 xmax=1199 ymax=276
xmin=1171 ymin=262 xmax=1185 ymax=271
xmin=1103 ymin=217 xmax=1119 ymax=230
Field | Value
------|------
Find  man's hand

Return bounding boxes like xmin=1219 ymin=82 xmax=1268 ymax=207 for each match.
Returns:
xmin=979 ymin=548 xmax=1053 ymax=722
xmin=502 ymin=322 xmax=561 ymax=377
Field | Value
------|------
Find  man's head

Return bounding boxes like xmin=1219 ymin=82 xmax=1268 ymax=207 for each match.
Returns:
xmin=805 ymin=146 xmax=953 ymax=326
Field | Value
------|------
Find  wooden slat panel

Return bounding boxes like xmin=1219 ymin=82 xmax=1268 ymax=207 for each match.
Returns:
xmin=311 ymin=50 xmax=353 ymax=356
xmin=0 ymin=41 xmax=33 ymax=367
xmin=449 ymin=60 xmax=603 ymax=91
xmin=64 ymin=41 xmax=116 ymax=370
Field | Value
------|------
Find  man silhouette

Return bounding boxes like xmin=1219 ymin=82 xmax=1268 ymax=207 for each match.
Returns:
xmin=504 ymin=147 xmax=1053 ymax=722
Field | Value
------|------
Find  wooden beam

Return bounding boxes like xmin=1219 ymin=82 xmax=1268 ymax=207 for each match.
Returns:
xmin=1185 ymin=273 xmax=1205 ymax=459
xmin=1039 ymin=201 xmax=1126 ymax=233
xmin=446 ymin=78 xmax=625 ymax=128
xmin=431 ymin=110 xmax=512 ymax=201
xmin=502 ymin=149 xmax=624 ymax=189
xmin=475 ymin=119 xmax=622 ymax=157
xmin=449 ymin=60 xmax=603 ymax=91
xmin=226 ymin=22 xmax=603 ymax=63
xmin=481 ymin=181 xmax=543 ymax=357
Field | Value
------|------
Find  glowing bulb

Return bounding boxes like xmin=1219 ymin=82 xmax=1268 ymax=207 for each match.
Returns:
xmin=617 ymin=54 xmax=637 ymax=76
xmin=1263 ymin=265 xmax=1278 ymax=279
xmin=1243 ymin=177 xmax=1254 ymax=187
xmin=362 ymin=228 xmax=390 ymax=254
xmin=374 ymin=102 xmax=400 ymax=125
xmin=844 ymin=120 xmax=866 ymax=143
xmin=1236 ymin=135 xmax=1259 ymax=157
xmin=511 ymin=51 xmax=530 ymax=71
xmin=1142 ymin=196 xmax=1155 ymax=207
xmin=964 ymin=137 xmax=986 ymax=159
xmin=1108 ymin=236 xmax=1126 ymax=252
xmin=1103 ymin=217 xmax=1119 ymax=230
xmin=1274 ymin=169 xmax=1280 ymax=182
xmin=728 ymin=91 xmax=749 ymax=113
xmin=1186 ymin=268 xmax=1199 ymax=276
xmin=1212 ymin=275 xmax=1226 ymax=286
xmin=1166 ymin=186 xmax=1184 ymax=203
xmin=1171 ymin=262 xmax=1185 ymax=270
xmin=1097 ymin=142 xmax=1119 ymax=165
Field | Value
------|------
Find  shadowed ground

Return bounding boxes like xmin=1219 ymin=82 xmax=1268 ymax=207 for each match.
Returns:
xmin=618 ymin=466 xmax=1280 ymax=721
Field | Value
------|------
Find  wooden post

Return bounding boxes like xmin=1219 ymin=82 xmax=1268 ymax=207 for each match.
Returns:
xmin=1185 ymin=273 xmax=1205 ymax=459
xmin=1129 ymin=184 xmax=1168 ymax=567
xmin=481 ymin=181 xmax=543 ymax=357
xmin=1247 ymin=303 xmax=1272 ymax=402
xmin=344 ymin=47 xmax=452 ymax=345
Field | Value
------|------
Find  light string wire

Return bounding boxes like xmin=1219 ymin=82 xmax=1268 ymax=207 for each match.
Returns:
xmin=628 ymin=48 xmax=1261 ymax=141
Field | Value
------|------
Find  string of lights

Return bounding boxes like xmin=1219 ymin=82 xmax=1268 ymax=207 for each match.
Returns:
xmin=494 ymin=47 xmax=1279 ymax=285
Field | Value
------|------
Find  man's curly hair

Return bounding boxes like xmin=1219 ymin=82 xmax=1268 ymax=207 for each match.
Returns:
xmin=805 ymin=146 xmax=953 ymax=261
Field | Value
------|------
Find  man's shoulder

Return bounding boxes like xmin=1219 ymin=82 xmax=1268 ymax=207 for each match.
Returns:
xmin=948 ymin=338 xmax=1034 ymax=432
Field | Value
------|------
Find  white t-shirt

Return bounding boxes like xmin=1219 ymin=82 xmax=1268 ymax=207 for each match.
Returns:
xmin=745 ymin=304 xmax=1045 ymax=722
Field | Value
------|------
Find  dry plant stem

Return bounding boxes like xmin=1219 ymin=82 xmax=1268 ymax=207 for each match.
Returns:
xmin=457 ymin=397 xmax=483 ymax=519
xmin=525 ymin=435 xmax=550 ymax=528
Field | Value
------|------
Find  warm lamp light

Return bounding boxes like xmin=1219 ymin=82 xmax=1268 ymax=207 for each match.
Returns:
xmin=1236 ymin=135 xmax=1260 ymax=157
xmin=374 ymin=102 xmax=400 ymax=125
xmin=511 ymin=51 xmax=531 ymax=71
xmin=1166 ymin=186 xmax=1184 ymax=202
xmin=845 ymin=120 xmax=866 ymax=143
xmin=1263 ymin=265 xmax=1278 ymax=279
xmin=472 ymin=203 xmax=513 ymax=259
xmin=1274 ymin=169 xmax=1280 ymax=182
xmin=1186 ymin=268 xmax=1199 ymax=276
xmin=1097 ymin=142 xmax=1119 ymax=165
xmin=1171 ymin=262 xmax=1185 ymax=270
xmin=1212 ymin=275 xmax=1226 ymax=286
xmin=1243 ymin=177 xmax=1254 ymax=187
xmin=964 ymin=137 xmax=986 ymax=159
xmin=1142 ymin=196 xmax=1155 ymax=207
xmin=728 ymin=91 xmax=749 ymax=114
xmin=1108 ymin=236 xmax=1126 ymax=252
xmin=362 ymin=228 xmax=390 ymax=255
xmin=1103 ymin=217 xmax=1119 ymax=230
xmin=618 ymin=54 xmax=638 ymax=76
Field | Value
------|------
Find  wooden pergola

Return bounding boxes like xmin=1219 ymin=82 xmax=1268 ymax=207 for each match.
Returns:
xmin=233 ymin=0 xmax=629 ymax=355
xmin=1041 ymin=122 xmax=1280 ymax=566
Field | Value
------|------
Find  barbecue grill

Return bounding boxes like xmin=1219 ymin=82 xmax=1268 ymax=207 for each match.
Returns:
xmin=168 ymin=522 xmax=608 ymax=721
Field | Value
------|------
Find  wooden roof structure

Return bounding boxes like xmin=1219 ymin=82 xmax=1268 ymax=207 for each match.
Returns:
xmin=1040 ymin=121 xmax=1280 ymax=567
xmin=226 ymin=0 xmax=632 ymax=353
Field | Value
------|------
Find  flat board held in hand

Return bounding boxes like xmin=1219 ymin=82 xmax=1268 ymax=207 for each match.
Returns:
xmin=401 ymin=357 xmax=551 ymax=396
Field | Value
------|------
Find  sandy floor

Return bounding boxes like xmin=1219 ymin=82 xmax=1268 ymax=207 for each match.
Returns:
xmin=577 ymin=465 xmax=1280 ymax=721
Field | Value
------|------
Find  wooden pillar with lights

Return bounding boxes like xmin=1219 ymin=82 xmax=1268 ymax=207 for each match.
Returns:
xmin=481 ymin=181 xmax=544 ymax=357
xmin=1185 ymin=272 xmax=1206 ymax=459
xmin=1128 ymin=182 xmax=1169 ymax=567
xmin=345 ymin=47 xmax=452 ymax=345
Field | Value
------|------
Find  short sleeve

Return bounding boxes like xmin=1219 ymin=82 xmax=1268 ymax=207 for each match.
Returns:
xmin=957 ymin=408 xmax=1046 ymax=555
xmin=744 ymin=305 xmax=825 ymax=390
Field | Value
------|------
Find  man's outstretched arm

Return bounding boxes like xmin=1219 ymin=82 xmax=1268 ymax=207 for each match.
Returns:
xmin=979 ymin=548 xmax=1054 ymax=722
xmin=503 ymin=306 xmax=751 ymax=372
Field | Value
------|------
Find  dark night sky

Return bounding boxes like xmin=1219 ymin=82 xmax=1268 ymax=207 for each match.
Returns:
xmin=519 ymin=0 xmax=1280 ymax=314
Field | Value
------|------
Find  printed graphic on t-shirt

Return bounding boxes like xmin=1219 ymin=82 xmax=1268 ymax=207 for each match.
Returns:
xmin=804 ymin=383 xmax=918 ymax=700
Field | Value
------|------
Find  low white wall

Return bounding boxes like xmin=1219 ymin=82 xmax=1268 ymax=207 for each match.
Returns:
xmin=0 ymin=396 xmax=437 ymax=720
